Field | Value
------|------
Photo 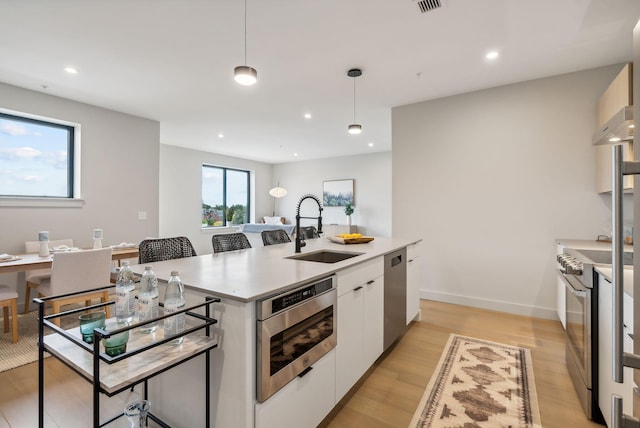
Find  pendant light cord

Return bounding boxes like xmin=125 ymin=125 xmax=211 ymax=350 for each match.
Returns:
xmin=353 ymin=77 xmax=357 ymax=122
xmin=243 ymin=0 xmax=247 ymax=65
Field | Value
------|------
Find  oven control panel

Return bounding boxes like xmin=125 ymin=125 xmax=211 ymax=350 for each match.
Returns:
xmin=557 ymin=254 xmax=583 ymax=275
xmin=257 ymin=275 xmax=336 ymax=320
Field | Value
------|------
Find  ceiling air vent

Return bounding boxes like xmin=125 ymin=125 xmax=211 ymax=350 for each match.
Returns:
xmin=415 ymin=0 xmax=444 ymax=13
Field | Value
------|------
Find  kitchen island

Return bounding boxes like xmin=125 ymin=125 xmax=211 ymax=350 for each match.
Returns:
xmin=129 ymin=236 xmax=419 ymax=428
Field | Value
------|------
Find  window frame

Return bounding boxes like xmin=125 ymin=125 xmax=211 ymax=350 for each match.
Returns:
xmin=0 ymin=108 xmax=81 ymax=206
xmin=201 ymin=164 xmax=251 ymax=228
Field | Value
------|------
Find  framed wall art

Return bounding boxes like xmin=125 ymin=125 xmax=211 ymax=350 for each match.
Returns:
xmin=323 ymin=179 xmax=354 ymax=207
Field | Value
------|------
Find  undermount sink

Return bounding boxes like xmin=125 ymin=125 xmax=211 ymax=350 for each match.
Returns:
xmin=286 ymin=250 xmax=363 ymax=264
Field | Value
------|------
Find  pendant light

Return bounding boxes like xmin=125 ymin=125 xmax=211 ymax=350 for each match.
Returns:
xmin=347 ymin=68 xmax=362 ymax=134
xmin=234 ymin=0 xmax=257 ymax=86
xmin=268 ymin=182 xmax=288 ymax=216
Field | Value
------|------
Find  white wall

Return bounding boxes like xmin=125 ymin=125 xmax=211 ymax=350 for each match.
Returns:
xmin=272 ymin=152 xmax=391 ymax=238
xmin=159 ymin=144 xmax=273 ymax=255
xmin=0 ymin=82 xmax=160 ymax=311
xmin=392 ymin=64 xmax=624 ymax=319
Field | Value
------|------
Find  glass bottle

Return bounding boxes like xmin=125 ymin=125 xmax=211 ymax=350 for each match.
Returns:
xmin=137 ymin=266 xmax=159 ymax=333
xmin=163 ymin=270 xmax=185 ymax=345
xmin=115 ymin=261 xmax=136 ymax=323
xmin=124 ymin=399 xmax=151 ymax=428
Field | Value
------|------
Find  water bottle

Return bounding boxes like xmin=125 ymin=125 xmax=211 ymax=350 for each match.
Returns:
xmin=115 ymin=261 xmax=136 ymax=323
xmin=163 ymin=271 xmax=185 ymax=345
xmin=137 ymin=266 xmax=159 ymax=333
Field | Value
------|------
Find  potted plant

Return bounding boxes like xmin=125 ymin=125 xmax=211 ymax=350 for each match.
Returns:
xmin=344 ymin=203 xmax=354 ymax=226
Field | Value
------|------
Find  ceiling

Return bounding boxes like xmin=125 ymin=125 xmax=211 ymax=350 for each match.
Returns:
xmin=1 ymin=0 xmax=640 ymax=164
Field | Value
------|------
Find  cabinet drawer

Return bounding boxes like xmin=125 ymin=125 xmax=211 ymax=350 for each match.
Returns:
xmin=337 ymin=257 xmax=383 ymax=297
xmin=255 ymin=350 xmax=336 ymax=428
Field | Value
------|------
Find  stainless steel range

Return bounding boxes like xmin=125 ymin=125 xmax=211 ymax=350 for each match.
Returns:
xmin=557 ymin=248 xmax=633 ymax=421
xmin=557 ymin=249 xmax=601 ymax=421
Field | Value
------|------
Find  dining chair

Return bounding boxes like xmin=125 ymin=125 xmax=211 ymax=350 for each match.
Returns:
xmin=0 ymin=284 xmax=19 ymax=343
xmin=299 ymin=226 xmax=320 ymax=239
xmin=138 ymin=236 xmax=197 ymax=264
xmin=23 ymin=238 xmax=74 ymax=313
xmin=212 ymin=233 xmax=252 ymax=253
xmin=261 ymin=229 xmax=291 ymax=246
xmin=38 ymin=247 xmax=113 ymax=326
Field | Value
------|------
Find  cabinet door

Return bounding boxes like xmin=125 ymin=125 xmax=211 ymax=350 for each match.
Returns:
xmin=255 ymin=350 xmax=336 ymax=428
xmin=598 ymin=275 xmax=633 ymax=427
xmin=363 ymin=275 xmax=384 ymax=368
xmin=406 ymin=243 xmax=421 ymax=325
xmin=336 ymin=288 xmax=364 ymax=401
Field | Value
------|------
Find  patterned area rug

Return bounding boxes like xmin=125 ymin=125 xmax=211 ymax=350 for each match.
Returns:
xmin=0 ymin=310 xmax=76 ymax=373
xmin=409 ymin=334 xmax=542 ymax=428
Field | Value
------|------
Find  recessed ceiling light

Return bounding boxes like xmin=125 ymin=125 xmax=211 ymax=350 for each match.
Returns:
xmin=485 ymin=51 xmax=499 ymax=60
xmin=218 ymin=133 xmax=224 ymax=138
xmin=609 ymin=137 xmax=622 ymax=142
xmin=368 ymin=142 xmax=374 ymax=147
xmin=304 ymin=113 xmax=311 ymax=119
xmin=64 ymin=66 xmax=78 ymax=74
xmin=293 ymin=152 xmax=298 ymax=157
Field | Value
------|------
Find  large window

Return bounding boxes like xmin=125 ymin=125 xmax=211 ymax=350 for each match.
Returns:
xmin=0 ymin=111 xmax=75 ymax=198
xmin=202 ymin=165 xmax=250 ymax=227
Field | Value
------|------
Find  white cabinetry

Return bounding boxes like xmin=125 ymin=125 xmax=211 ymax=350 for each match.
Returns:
xmin=406 ymin=242 xmax=421 ymax=324
xmin=598 ymin=274 xmax=634 ymax=427
xmin=556 ymin=243 xmax=566 ymax=329
xmin=255 ymin=350 xmax=336 ymax=428
xmin=335 ymin=257 xmax=384 ymax=401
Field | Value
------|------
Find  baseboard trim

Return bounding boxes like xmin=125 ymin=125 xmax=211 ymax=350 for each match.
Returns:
xmin=419 ymin=289 xmax=558 ymax=321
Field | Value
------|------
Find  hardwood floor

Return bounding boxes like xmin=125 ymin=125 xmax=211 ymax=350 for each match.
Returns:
xmin=321 ymin=299 xmax=603 ymax=428
xmin=0 ymin=299 xmax=602 ymax=427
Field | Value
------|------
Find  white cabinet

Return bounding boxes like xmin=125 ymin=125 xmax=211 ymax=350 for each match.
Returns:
xmin=255 ymin=350 xmax=336 ymax=428
xmin=598 ymin=274 xmax=634 ymax=427
xmin=556 ymin=243 xmax=566 ymax=329
xmin=363 ymin=275 xmax=384 ymax=369
xmin=406 ymin=242 xmax=421 ymax=324
xmin=336 ymin=257 xmax=384 ymax=401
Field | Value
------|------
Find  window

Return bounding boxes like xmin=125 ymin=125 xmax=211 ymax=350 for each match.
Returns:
xmin=202 ymin=165 xmax=250 ymax=227
xmin=0 ymin=111 xmax=76 ymax=198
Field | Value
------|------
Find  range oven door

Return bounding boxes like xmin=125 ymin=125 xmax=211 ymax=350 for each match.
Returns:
xmin=559 ymin=269 xmax=592 ymax=415
xmin=256 ymin=286 xmax=336 ymax=403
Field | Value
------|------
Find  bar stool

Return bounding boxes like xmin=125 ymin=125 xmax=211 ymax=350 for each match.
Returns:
xmin=0 ymin=285 xmax=19 ymax=343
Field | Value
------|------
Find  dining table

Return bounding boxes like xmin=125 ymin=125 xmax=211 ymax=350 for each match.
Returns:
xmin=0 ymin=247 xmax=139 ymax=275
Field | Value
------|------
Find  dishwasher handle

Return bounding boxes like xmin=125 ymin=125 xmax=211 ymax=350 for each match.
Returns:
xmin=390 ymin=255 xmax=402 ymax=267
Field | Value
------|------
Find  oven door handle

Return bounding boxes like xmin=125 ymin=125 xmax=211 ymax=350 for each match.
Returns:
xmin=565 ymin=281 xmax=587 ymax=299
xmin=556 ymin=270 xmax=587 ymax=297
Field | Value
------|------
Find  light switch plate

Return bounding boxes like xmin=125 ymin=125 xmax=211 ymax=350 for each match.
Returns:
xmin=138 ymin=211 xmax=147 ymax=220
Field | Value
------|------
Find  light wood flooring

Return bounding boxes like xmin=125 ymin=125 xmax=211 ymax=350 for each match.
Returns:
xmin=0 ymin=299 xmax=603 ymax=427
xmin=320 ymin=299 xmax=603 ymax=428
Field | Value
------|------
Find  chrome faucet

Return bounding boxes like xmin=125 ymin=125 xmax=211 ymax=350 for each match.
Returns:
xmin=295 ymin=194 xmax=323 ymax=253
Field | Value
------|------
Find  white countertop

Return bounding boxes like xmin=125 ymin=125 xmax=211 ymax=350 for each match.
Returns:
xmin=556 ymin=238 xmax=633 ymax=252
xmin=129 ymin=237 xmax=416 ymax=302
xmin=557 ymin=238 xmax=634 ymax=297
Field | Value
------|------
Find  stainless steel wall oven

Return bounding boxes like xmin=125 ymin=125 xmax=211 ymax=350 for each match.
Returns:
xmin=256 ymin=275 xmax=337 ymax=402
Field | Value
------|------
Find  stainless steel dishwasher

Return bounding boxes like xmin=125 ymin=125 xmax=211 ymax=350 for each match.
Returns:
xmin=384 ymin=248 xmax=407 ymax=350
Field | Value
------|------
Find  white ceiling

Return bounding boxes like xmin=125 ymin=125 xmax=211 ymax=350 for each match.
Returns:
xmin=1 ymin=0 xmax=640 ymax=164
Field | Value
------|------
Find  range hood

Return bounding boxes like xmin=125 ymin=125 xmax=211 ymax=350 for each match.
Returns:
xmin=592 ymin=106 xmax=634 ymax=145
